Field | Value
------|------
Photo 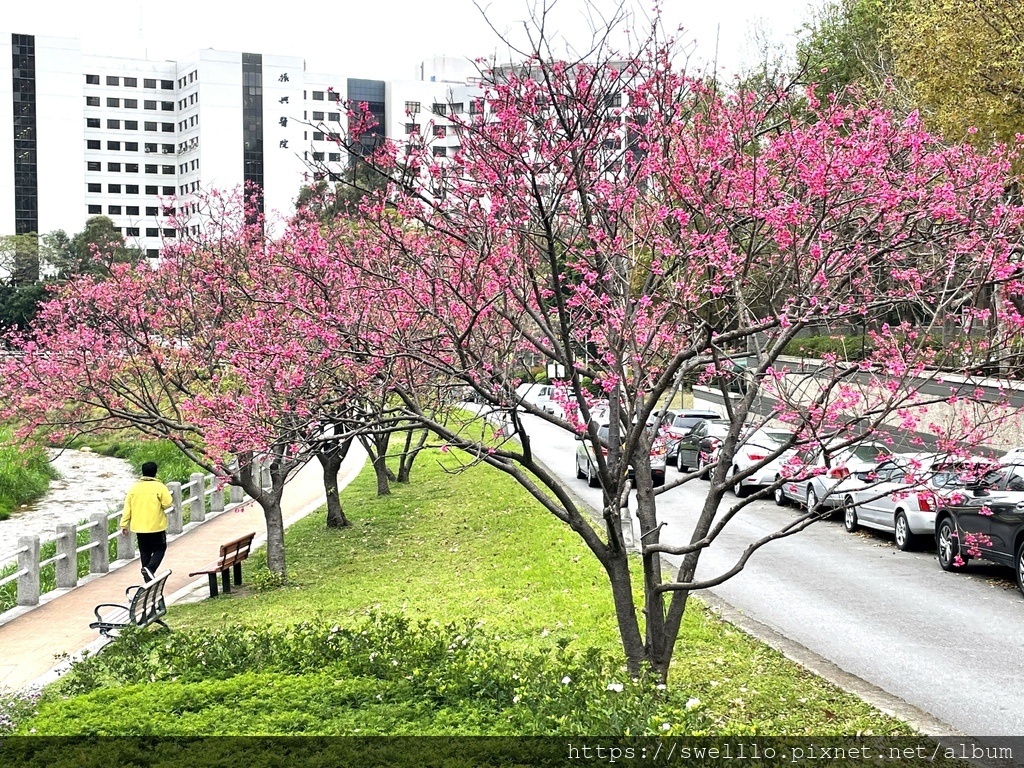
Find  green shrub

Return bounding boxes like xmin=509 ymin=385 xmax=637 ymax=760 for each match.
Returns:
xmin=34 ymin=613 xmax=697 ymax=736
xmin=0 ymin=428 xmax=58 ymax=521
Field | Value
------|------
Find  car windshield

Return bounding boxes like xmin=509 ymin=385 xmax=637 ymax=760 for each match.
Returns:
xmin=708 ymin=423 xmax=730 ymax=438
xmin=672 ymin=416 xmax=705 ymax=430
xmin=848 ymin=444 xmax=889 ymax=463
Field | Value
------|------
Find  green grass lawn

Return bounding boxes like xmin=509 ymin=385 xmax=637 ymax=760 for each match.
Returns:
xmin=13 ymin=448 xmax=927 ymax=740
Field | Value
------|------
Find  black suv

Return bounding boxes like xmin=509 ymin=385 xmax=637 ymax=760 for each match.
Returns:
xmin=934 ymin=462 xmax=1024 ymax=597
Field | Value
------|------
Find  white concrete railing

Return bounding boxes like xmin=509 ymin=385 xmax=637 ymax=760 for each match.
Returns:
xmin=0 ymin=471 xmax=251 ymax=610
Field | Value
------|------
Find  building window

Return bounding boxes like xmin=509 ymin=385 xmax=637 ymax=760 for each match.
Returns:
xmin=106 ymin=75 xmax=119 ymax=86
xmin=433 ymin=125 xmax=446 ymax=138
xmin=161 ymin=101 xmax=173 ymax=111
xmin=162 ymin=228 xmax=176 ymax=237
xmin=328 ymin=112 xmax=340 ymax=122
xmin=432 ymin=103 xmax=447 ymax=116
xmin=469 ymin=100 xmax=483 ymax=115
xmin=125 ymin=142 xmax=139 ymax=151
xmin=312 ymin=131 xmax=324 ymax=141
xmin=312 ymin=111 xmax=324 ymax=121
xmin=162 ymin=143 xmax=174 ymax=153
xmin=604 ymin=92 xmax=622 ymax=108
xmin=108 ymin=205 xmax=122 ymax=215
xmin=107 ymin=97 xmax=119 ymax=108
xmin=87 ymin=183 xmax=101 ymax=193
xmin=107 ymin=141 xmax=120 ymax=150
xmin=108 ymin=184 xmax=121 ymax=193
xmin=161 ymin=123 xmax=174 ymax=132
xmin=312 ymin=90 xmax=324 ymax=100
xmin=88 ymin=204 xmax=101 ymax=214
xmin=329 ymin=91 xmax=340 ymax=102
xmin=144 ymin=143 xmax=157 ymax=153
xmin=126 ymin=184 xmax=139 ymax=194
xmin=124 ymin=77 xmax=137 ymax=87
xmin=160 ymin=79 xmax=174 ymax=90
xmin=162 ymin=165 xmax=174 ymax=174
xmin=328 ymin=152 xmax=341 ymax=162
xmin=145 ymin=164 xmax=157 ymax=173
xmin=87 ymin=161 xmax=101 ymax=171
xmin=125 ymin=120 xmax=138 ymax=130
xmin=124 ymin=226 xmax=139 ymax=236
xmin=405 ymin=123 xmax=419 ymax=135
xmin=86 ymin=117 xmax=100 ymax=128
xmin=144 ymin=100 xmax=156 ymax=110
xmin=450 ymin=102 xmax=464 ymax=113
xmin=145 ymin=122 xmax=157 ymax=131
xmin=86 ymin=96 xmax=100 ymax=107
xmin=312 ymin=151 xmax=324 ymax=161
xmin=433 ymin=146 xmax=447 ymax=157
xmin=87 ymin=139 xmax=101 ymax=149
xmin=127 ymin=205 xmax=139 ymax=215
xmin=162 ymin=186 xmax=174 ymax=195
xmin=85 ymin=74 xmax=99 ymax=85
xmin=146 ymin=227 xmax=159 ymax=237
xmin=107 ymin=119 xmax=120 ymax=129
xmin=126 ymin=163 xmax=138 ymax=173
xmin=145 ymin=185 xmax=158 ymax=195
xmin=405 ymin=101 xmax=420 ymax=114
xmin=124 ymin=98 xmax=137 ymax=109
xmin=144 ymin=78 xmax=156 ymax=88
xmin=107 ymin=162 xmax=121 ymax=171
xmin=145 ymin=206 xmax=158 ymax=216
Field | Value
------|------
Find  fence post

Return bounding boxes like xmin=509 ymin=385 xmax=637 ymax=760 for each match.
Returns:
xmin=189 ymin=472 xmax=206 ymax=522
xmin=16 ymin=536 xmax=40 ymax=606
xmin=229 ymin=484 xmax=244 ymax=504
xmin=167 ymin=481 xmax=183 ymax=534
xmin=88 ymin=513 xmax=109 ymax=574
xmin=117 ymin=523 xmax=136 ymax=561
xmin=210 ymin=481 xmax=225 ymax=514
xmin=55 ymin=524 xmax=78 ymax=589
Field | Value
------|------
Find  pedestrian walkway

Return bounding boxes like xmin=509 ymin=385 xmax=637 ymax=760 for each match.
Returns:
xmin=0 ymin=448 xmax=366 ymax=693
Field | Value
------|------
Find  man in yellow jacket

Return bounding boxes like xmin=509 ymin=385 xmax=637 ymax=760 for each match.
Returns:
xmin=120 ymin=461 xmax=173 ymax=581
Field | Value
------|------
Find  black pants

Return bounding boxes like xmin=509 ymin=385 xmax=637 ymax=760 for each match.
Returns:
xmin=136 ymin=531 xmax=167 ymax=579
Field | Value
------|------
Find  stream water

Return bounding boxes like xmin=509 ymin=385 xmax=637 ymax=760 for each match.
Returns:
xmin=0 ymin=449 xmax=137 ymax=553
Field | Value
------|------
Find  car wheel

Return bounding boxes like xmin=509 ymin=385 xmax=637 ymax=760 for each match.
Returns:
xmin=653 ymin=472 xmax=665 ymax=488
xmin=586 ymin=460 xmax=600 ymax=488
xmin=843 ymin=496 xmax=859 ymax=532
xmin=894 ymin=511 xmax=916 ymax=551
xmin=576 ymin=457 xmax=586 ymax=480
xmin=806 ymin=485 xmax=819 ymax=512
xmin=936 ymin=517 xmax=967 ymax=571
xmin=1016 ymin=540 xmax=1024 ymax=599
xmin=773 ymin=477 xmax=789 ymax=507
xmin=677 ymin=453 xmax=687 ymax=474
xmin=698 ymin=453 xmax=710 ymax=480
xmin=730 ymin=466 xmax=751 ymax=498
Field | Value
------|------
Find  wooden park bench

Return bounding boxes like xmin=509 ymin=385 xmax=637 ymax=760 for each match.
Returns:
xmin=90 ymin=569 xmax=171 ymax=637
xmin=189 ymin=532 xmax=256 ymax=597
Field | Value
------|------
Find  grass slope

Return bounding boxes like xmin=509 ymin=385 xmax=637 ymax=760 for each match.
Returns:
xmin=20 ymin=449 xmax=916 ymax=737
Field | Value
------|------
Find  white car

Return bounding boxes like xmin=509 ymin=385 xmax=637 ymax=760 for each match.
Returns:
xmin=726 ymin=428 xmax=796 ymax=497
xmin=774 ymin=441 xmax=895 ymax=512
xmin=834 ymin=453 xmax=996 ymax=551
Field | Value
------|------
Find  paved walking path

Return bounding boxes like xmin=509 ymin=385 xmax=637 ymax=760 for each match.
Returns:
xmin=0 ymin=449 xmax=366 ymax=693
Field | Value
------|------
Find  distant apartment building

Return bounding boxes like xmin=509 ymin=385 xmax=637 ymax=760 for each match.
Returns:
xmin=0 ymin=32 xmax=413 ymax=260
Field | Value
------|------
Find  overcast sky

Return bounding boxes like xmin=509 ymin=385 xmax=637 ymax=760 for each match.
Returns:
xmin=7 ymin=0 xmax=819 ymax=81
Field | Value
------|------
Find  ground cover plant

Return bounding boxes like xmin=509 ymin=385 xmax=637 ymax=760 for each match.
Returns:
xmin=0 ymin=426 xmax=57 ymax=521
xmin=13 ymin=449 xmax=918 ymax=739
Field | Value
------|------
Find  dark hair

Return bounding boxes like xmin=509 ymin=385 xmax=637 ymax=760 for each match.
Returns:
xmin=141 ymin=461 xmax=158 ymax=478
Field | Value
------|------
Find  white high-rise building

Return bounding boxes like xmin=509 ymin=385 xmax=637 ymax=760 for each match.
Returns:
xmin=0 ymin=33 xmax=395 ymax=259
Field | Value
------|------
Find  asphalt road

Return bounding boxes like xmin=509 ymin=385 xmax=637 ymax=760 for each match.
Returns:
xmin=518 ymin=413 xmax=1024 ymax=737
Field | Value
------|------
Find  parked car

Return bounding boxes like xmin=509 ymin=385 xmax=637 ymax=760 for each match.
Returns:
xmin=576 ymin=422 xmax=667 ymax=488
xmin=664 ymin=409 xmax=721 ymax=465
xmin=514 ymin=383 xmax=555 ymax=413
xmin=676 ymin=419 xmax=732 ymax=478
xmin=934 ymin=460 xmax=1024 ymax=596
xmin=773 ymin=441 xmax=895 ymax=512
xmin=726 ymin=428 xmax=796 ymax=498
xmin=835 ymin=453 xmax=995 ymax=550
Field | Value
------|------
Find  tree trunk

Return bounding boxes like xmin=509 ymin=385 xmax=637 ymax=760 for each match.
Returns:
xmin=360 ymin=435 xmax=391 ymax=496
xmin=601 ymin=528 xmax=648 ymax=677
xmin=318 ymin=450 xmax=349 ymax=528
xmin=396 ymin=426 xmax=428 ymax=483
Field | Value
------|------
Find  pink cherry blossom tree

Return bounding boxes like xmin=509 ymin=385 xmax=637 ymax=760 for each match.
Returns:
xmin=311 ymin=6 xmax=1024 ymax=678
